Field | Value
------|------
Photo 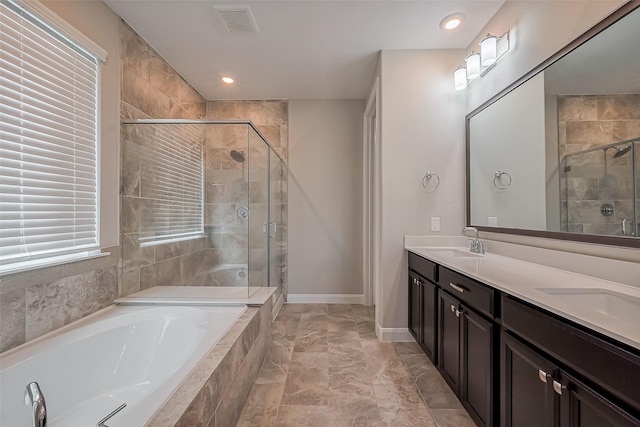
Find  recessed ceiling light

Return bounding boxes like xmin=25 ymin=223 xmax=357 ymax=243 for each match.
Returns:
xmin=440 ymin=13 xmax=465 ymax=31
xmin=222 ymin=76 xmax=234 ymax=84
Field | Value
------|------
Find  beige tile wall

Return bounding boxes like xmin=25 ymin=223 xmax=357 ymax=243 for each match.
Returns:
xmin=120 ymin=21 xmax=213 ymax=293
xmin=558 ymin=94 xmax=639 ymax=235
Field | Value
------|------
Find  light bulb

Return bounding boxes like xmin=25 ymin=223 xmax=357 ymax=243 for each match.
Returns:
xmin=480 ymin=34 xmax=497 ymax=67
xmin=454 ymin=66 xmax=467 ymax=91
xmin=466 ymin=52 xmax=481 ymax=80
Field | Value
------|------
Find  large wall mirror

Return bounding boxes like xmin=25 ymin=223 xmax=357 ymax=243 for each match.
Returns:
xmin=467 ymin=2 xmax=640 ymax=248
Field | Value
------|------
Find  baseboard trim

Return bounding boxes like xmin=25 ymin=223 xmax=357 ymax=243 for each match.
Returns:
xmin=375 ymin=323 xmax=414 ymax=342
xmin=286 ymin=294 xmax=365 ymax=304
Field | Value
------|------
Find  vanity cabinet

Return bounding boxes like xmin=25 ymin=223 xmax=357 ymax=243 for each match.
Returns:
xmin=502 ymin=295 xmax=640 ymax=427
xmin=408 ymin=253 xmax=438 ymax=362
xmin=406 ymin=250 xmax=640 ymax=427
xmin=439 ymin=288 xmax=495 ymax=427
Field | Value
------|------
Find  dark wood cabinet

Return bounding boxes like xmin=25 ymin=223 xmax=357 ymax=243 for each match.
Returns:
xmin=407 ymin=251 xmax=640 ymax=427
xmin=462 ymin=306 xmax=494 ymax=427
xmin=409 ymin=254 xmax=438 ymax=363
xmin=502 ymin=331 xmax=639 ymax=427
xmin=421 ymin=276 xmax=437 ymax=361
xmin=439 ymin=290 xmax=461 ymax=392
xmin=408 ymin=270 xmax=421 ymax=342
xmin=559 ymin=372 xmax=639 ymax=427
xmin=439 ymin=290 xmax=495 ymax=427
xmin=501 ymin=331 xmax=556 ymax=427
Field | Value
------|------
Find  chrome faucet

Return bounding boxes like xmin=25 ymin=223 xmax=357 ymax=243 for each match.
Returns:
xmin=24 ymin=382 xmax=47 ymax=427
xmin=463 ymin=226 xmax=485 ymax=254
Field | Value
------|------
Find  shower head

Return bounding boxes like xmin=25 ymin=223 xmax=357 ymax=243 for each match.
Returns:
xmin=612 ymin=145 xmax=632 ymax=158
xmin=230 ymin=150 xmax=246 ymax=163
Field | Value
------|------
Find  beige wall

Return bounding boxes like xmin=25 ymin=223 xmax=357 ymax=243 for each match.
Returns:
xmin=288 ymin=99 xmax=365 ymax=297
xmin=377 ymin=49 xmax=465 ymax=333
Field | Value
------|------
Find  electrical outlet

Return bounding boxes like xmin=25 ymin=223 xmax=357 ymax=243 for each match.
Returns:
xmin=488 ymin=217 xmax=498 ymax=227
xmin=430 ymin=217 xmax=441 ymax=232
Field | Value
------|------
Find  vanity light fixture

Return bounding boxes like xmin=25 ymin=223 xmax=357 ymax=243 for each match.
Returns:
xmin=454 ymin=30 xmax=510 ymax=91
xmin=454 ymin=66 xmax=467 ymax=91
xmin=480 ymin=34 xmax=497 ymax=66
xmin=221 ymin=76 xmax=234 ymax=84
xmin=465 ymin=52 xmax=481 ymax=80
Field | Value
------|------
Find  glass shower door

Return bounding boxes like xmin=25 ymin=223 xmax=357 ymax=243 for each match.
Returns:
xmin=247 ymin=126 xmax=269 ymax=295
xmin=269 ymin=154 xmax=283 ymax=293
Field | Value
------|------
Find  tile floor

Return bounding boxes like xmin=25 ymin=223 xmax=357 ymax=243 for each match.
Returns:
xmin=236 ymin=303 xmax=475 ymax=426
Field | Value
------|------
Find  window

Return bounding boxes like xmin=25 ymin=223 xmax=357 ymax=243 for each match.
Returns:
xmin=0 ymin=0 xmax=106 ymax=273
xmin=135 ymin=123 xmax=205 ymax=247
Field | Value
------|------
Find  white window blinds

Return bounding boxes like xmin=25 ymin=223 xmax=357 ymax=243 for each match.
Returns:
xmin=137 ymin=123 xmax=205 ymax=246
xmin=0 ymin=0 xmax=104 ymax=273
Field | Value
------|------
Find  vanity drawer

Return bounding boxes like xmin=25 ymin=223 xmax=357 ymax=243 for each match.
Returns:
xmin=439 ymin=267 xmax=495 ymax=317
xmin=408 ymin=252 xmax=437 ymax=283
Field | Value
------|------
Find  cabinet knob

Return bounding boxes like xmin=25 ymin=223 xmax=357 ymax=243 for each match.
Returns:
xmin=455 ymin=308 xmax=461 ymax=318
xmin=450 ymin=304 xmax=456 ymax=313
xmin=552 ymin=380 xmax=566 ymax=395
xmin=538 ymin=369 xmax=549 ymax=383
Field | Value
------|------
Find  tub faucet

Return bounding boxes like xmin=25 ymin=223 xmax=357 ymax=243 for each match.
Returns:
xmin=24 ymin=382 xmax=47 ymax=427
xmin=463 ymin=226 xmax=485 ymax=254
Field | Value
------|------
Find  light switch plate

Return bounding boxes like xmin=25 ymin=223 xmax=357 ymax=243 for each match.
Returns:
xmin=488 ymin=217 xmax=498 ymax=227
xmin=430 ymin=217 xmax=441 ymax=232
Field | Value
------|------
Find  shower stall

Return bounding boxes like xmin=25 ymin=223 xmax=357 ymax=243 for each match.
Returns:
xmin=562 ymin=137 xmax=638 ymax=237
xmin=120 ymin=120 xmax=285 ymax=299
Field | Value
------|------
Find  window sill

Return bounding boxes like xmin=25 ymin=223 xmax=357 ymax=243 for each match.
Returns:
xmin=0 ymin=251 xmax=111 ymax=276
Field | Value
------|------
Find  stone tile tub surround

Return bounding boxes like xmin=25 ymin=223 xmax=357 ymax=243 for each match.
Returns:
xmin=404 ymin=235 xmax=640 ymax=350
xmin=0 ymin=248 xmax=119 ymax=353
xmin=148 ymin=296 xmax=274 ymax=427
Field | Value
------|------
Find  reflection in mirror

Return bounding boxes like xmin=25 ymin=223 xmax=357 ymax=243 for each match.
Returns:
xmin=467 ymin=4 xmax=640 ymax=245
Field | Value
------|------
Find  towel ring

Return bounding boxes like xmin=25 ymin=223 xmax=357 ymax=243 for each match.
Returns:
xmin=422 ymin=171 xmax=440 ymax=192
xmin=493 ymin=171 xmax=512 ymax=190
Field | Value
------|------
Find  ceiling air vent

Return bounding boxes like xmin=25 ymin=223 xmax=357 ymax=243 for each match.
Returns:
xmin=214 ymin=5 xmax=260 ymax=34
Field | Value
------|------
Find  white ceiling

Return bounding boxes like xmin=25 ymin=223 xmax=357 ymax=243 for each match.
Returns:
xmin=103 ymin=0 xmax=505 ymax=100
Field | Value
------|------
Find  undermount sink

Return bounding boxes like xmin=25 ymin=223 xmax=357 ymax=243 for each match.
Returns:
xmin=422 ymin=249 xmax=483 ymax=258
xmin=536 ymin=288 xmax=640 ymax=325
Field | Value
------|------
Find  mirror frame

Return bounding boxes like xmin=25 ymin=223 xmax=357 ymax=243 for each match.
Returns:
xmin=465 ymin=0 xmax=640 ymax=249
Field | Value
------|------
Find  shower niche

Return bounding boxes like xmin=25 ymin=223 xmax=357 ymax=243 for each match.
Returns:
xmin=120 ymin=120 xmax=285 ymax=298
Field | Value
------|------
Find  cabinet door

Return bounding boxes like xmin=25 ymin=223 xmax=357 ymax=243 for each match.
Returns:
xmin=439 ymin=290 xmax=461 ymax=393
xmin=559 ymin=372 xmax=639 ymax=427
xmin=501 ymin=332 xmax=556 ymax=427
xmin=461 ymin=307 xmax=494 ymax=427
xmin=421 ymin=278 xmax=437 ymax=363
xmin=408 ymin=271 xmax=422 ymax=343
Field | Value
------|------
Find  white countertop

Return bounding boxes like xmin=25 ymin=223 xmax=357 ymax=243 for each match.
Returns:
xmin=405 ymin=236 xmax=640 ymax=351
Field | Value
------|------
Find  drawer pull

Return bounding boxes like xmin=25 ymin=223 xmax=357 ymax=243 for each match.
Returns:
xmin=538 ymin=370 xmax=549 ymax=383
xmin=552 ymin=380 xmax=566 ymax=395
xmin=449 ymin=282 xmax=466 ymax=293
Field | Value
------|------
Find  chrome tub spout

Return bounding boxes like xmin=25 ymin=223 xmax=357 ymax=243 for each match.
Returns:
xmin=24 ymin=382 xmax=47 ymax=427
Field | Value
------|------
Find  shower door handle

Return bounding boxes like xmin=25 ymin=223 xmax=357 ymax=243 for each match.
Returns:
xmin=622 ymin=219 xmax=634 ymax=236
xmin=269 ymin=222 xmax=277 ymax=238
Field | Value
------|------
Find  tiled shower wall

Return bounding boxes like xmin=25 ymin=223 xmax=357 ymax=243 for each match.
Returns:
xmin=558 ymin=94 xmax=640 ymax=235
xmin=120 ymin=23 xmax=288 ymax=295
xmin=119 ymin=21 xmax=214 ymax=295
xmin=206 ymin=101 xmax=289 ymax=296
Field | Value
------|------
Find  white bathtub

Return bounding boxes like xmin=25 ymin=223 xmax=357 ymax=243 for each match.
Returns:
xmin=0 ymin=304 xmax=246 ymax=427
